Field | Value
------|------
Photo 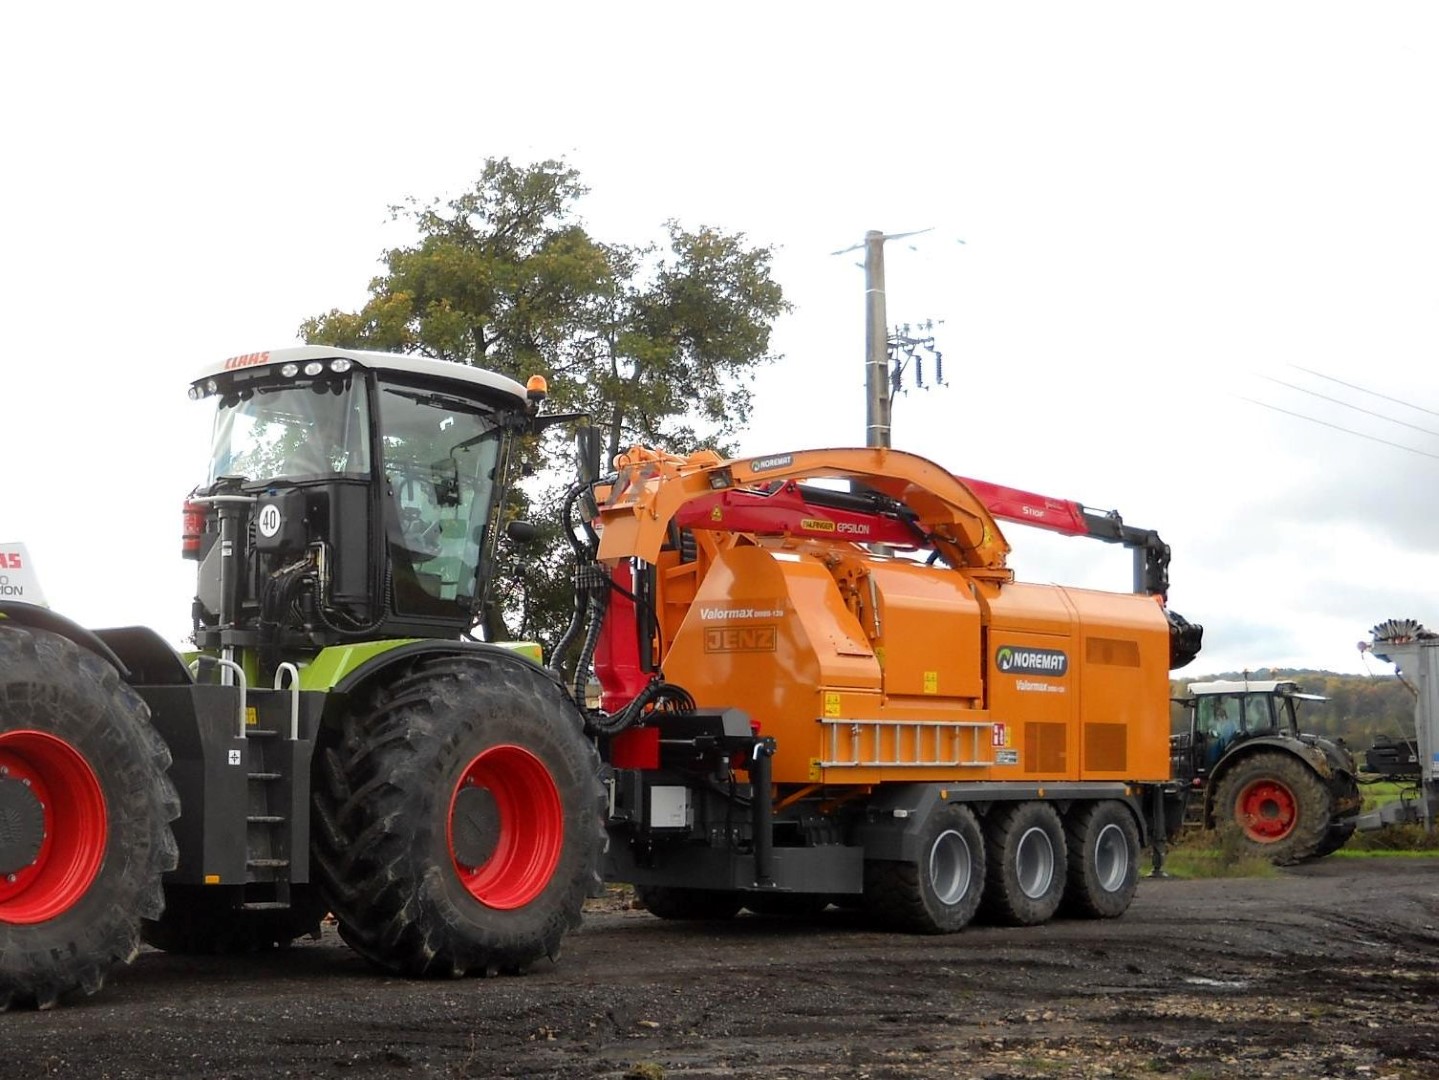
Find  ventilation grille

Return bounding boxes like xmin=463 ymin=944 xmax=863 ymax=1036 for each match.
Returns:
xmin=1025 ymin=722 xmax=1067 ymax=773
xmin=1087 ymin=637 xmax=1140 ymax=667
xmin=1084 ymin=723 xmax=1128 ymax=773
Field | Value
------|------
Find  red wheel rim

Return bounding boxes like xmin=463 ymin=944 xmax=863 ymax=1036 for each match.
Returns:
xmin=447 ymin=744 xmax=563 ymax=910
xmin=0 ymin=731 xmax=108 ymax=924
xmin=1233 ymin=777 xmax=1298 ymax=842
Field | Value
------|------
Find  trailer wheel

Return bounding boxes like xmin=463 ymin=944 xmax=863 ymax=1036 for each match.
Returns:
xmin=142 ymin=884 xmax=327 ymax=953
xmin=1061 ymin=801 xmax=1140 ymax=919
xmin=635 ymin=885 xmax=742 ymax=920
xmin=0 ymin=625 xmax=178 ymax=1010
xmin=312 ymin=654 xmax=602 ymax=977
xmin=864 ymin=802 xmax=985 ymax=933
xmin=1212 ymin=751 xmax=1329 ymax=865
xmin=979 ymin=801 xmax=1067 ymax=926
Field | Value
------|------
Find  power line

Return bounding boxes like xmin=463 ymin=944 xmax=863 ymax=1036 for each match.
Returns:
xmin=1260 ymin=374 xmax=1439 ymax=440
xmin=1239 ymin=396 xmax=1439 ymax=461
xmin=1290 ymin=363 xmax=1439 ymax=420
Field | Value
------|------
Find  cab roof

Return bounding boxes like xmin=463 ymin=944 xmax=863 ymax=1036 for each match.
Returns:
xmin=1187 ymin=679 xmax=1325 ymax=701
xmin=193 ymin=347 xmax=529 ymax=406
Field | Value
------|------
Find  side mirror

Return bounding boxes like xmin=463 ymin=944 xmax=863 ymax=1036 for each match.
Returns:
xmin=505 ymin=519 xmax=543 ymax=545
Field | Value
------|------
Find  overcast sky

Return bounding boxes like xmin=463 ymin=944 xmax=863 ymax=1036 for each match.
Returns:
xmin=3 ymin=2 xmax=1436 ymax=678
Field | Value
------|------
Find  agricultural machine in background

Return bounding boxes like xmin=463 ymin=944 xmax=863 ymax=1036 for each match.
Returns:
xmin=1168 ymin=680 xmax=1361 ymax=863
xmin=1357 ymin=620 xmax=1439 ymax=832
xmin=3 ymin=346 xmax=1203 ymax=1010
xmin=1166 ymin=619 xmax=1439 ymax=863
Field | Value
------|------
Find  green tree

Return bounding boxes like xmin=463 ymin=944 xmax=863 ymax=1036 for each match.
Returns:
xmin=300 ymin=157 xmax=790 ymax=649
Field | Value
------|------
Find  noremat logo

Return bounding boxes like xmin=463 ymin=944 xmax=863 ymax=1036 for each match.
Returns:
xmin=995 ymin=645 xmax=1069 ymax=677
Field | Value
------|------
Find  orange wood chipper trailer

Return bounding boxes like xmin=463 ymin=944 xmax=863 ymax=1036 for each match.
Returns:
xmin=564 ymin=443 xmax=1202 ymax=931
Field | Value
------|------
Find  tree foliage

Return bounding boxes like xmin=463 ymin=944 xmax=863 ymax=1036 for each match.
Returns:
xmin=300 ymin=158 xmax=790 ymax=648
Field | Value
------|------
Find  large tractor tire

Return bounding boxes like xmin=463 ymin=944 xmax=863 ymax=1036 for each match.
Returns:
xmin=1061 ymin=801 xmax=1141 ymax=919
xmin=142 ymin=883 xmax=327 ymax=954
xmin=978 ymin=801 xmax=1067 ymax=926
xmin=311 ymin=653 xmax=602 ymax=977
xmin=1211 ymin=751 xmax=1330 ymax=865
xmin=635 ymin=885 xmax=743 ymax=920
xmin=864 ymin=801 xmax=985 ymax=933
xmin=0 ymin=624 xmax=179 ymax=1009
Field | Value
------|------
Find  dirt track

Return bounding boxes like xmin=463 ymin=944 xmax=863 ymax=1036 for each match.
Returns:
xmin=4 ymin=857 xmax=1437 ymax=1079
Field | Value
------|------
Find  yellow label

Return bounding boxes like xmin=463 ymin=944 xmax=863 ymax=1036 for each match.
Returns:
xmin=204 ymin=874 xmax=222 ymax=885
xmin=800 ymin=517 xmax=836 ymax=532
xmin=923 ymin=670 xmax=938 ymax=694
xmin=875 ymin=646 xmax=886 ymax=668
xmin=245 ymin=706 xmax=258 ymax=727
xmin=823 ymin=691 xmax=842 ymax=718
xmin=809 ymin=758 xmax=822 ymax=781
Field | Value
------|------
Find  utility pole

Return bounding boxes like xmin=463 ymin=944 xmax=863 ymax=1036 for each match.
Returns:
xmin=863 ymin=230 xmax=892 ymax=449
xmin=835 ymin=227 xmax=940 ymax=449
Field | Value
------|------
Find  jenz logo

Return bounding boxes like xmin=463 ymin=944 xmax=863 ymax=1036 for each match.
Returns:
xmin=995 ymin=645 xmax=1068 ymax=677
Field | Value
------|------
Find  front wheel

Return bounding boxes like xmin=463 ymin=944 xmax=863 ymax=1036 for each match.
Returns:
xmin=1211 ymin=751 xmax=1330 ymax=865
xmin=311 ymin=653 xmax=602 ymax=977
xmin=0 ymin=625 xmax=178 ymax=1009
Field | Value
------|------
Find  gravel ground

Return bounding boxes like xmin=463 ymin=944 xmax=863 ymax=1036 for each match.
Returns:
xmin=4 ymin=857 xmax=1437 ymax=1079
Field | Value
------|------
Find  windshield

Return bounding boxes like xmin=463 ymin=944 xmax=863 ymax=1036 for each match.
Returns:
xmin=377 ymin=380 xmax=509 ymax=616
xmin=209 ymin=378 xmax=371 ymax=484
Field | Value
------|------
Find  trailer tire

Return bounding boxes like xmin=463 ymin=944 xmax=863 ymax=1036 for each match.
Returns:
xmin=0 ymin=625 xmax=179 ymax=1010
xmin=1212 ymin=751 xmax=1330 ymax=865
xmin=142 ymin=884 xmax=327 ymax=954
xmin=1061 ymin=801 xmax=1140 ymax=919
xmin=635 ymin=885 xmax=742 ymax=920
xmin=312 ymin=654 xmax=602 ymax=977
xmin=864 ymin=802 xmax=985 ymax=933
xmin=979 ymin=801 xmax=1067 ymax=926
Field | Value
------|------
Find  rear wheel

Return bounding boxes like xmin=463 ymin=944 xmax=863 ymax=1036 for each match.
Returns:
xmin=1062 ymin=801 xmax=1140 ymax=919
xmin=0 ymin=625 xmax=178 ymax=1009
xmin=635 ymin=885 xmax=742 ymax=920
xmin=312 ymin=653 xmax=602 ymax=977
xmin=864 ymin=802 xmax=985 ymax=933
xmin=979 ymin=801 xmax=1067 ymax=926
xmin=1212 ymin=751 xmax=1330 ymax=865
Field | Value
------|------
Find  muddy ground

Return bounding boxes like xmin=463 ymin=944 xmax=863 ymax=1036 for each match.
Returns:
xmin=4 ymin=857 xmax=1437 ymax=1079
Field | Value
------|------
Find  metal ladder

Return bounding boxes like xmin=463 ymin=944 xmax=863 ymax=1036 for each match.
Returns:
xmin=241 ymin=663 xmax=301 ymax=911
xmin=819 ymin=717 xmax=995 ymax=769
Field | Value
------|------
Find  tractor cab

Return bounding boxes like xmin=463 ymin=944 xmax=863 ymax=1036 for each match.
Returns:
xmin=185 ymin=347 xmax=537 ymax=659
xmin=1172 ymin=680 xmax=1325 ymax=780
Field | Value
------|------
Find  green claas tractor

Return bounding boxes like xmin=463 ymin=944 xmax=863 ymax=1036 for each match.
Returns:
xmin=0 ymin=347 xmax=601 ymax=1009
